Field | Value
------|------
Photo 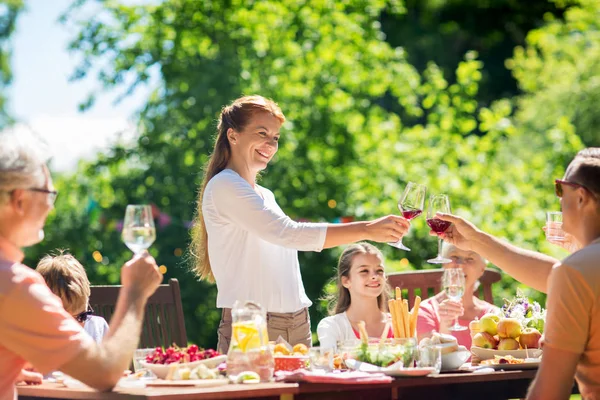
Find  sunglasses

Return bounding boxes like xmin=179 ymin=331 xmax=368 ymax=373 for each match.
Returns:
xmin=74 ymin=305 xmax=94 ymax=323
xmin=554 ymin=179 xmax=592 ymax=198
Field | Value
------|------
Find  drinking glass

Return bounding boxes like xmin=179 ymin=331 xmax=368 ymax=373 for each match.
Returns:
xmin=417 ymin=345 xmax=442 ymax=373
xmin=389 ymin=182 xmax=427 ymax=251
xmin=546 ymin=211 xmax=565 ymax=241
xmin=442 ymin=268 xmax=467 ymax=331
xmin=308 ymin=347 xmax=334 ymax=373
xmin=132 ymin=348 xmax=155 ymax=372
xmin=426 ymin=194 xmax=452 ymax=264
xmin=122 ymin=205 xmax=156 ymax=254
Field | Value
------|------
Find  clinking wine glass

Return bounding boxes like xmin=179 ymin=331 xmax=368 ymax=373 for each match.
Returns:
xmin=388 ymin=182 xmax=427 ymax=251
xmin=442 ymin=268 xmax=468 ymax=331
xmin=122 ymin=205 xmax=156 ymax=254
xmin=426 ymin=194 xmax=452 ymax=264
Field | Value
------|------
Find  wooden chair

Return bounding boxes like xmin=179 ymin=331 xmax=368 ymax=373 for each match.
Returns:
xmin=387 ymin=268 xmax=502 ymax=308
xmin=89 ymin=278 xmax=188 ymax=349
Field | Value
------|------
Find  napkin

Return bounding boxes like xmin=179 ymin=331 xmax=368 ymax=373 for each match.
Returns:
xmin=275 ymin=370 xmax=392 ymax=384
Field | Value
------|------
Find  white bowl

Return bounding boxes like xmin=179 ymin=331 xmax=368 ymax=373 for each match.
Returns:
xmin=470 ymin=347 xmax=542 ymax=361
xmin=441 ymin=350 xmax=471 ymax=371
xmin=140 ymin=355 xmax=227 ymax=379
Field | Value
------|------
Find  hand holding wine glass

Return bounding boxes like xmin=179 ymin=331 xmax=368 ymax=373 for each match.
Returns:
xmin=389 ymin=182 xmax=426 ymax=251
xmin=442 ymin=268 xmax=467 ymax=331
xmin=427 ymin=195 xmax=452 ymax=264
xmin=122 ymin=205 xmax=156 ymax=254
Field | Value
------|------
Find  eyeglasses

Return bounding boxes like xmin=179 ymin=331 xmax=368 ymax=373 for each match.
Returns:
xmin=555 ymin=179 xmax=589 ymax=198
xmin=74 ymin=305 xmax=94 ymax=323
xmin=26 ymin=188 xmax=58 ymax=205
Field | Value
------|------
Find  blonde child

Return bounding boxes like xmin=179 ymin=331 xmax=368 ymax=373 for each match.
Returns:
xmin=36 ymin=252 xmax=109 ymax=343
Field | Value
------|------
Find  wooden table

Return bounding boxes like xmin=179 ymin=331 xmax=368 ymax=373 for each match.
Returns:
xmin=17 ymin=369 xmax=547 ymax=400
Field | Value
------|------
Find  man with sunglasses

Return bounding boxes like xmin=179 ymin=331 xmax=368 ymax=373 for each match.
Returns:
xmin=0 ymin=128 xmax=163 ymax=398
xmin=430 ymin=148 xmax=600 ymax=400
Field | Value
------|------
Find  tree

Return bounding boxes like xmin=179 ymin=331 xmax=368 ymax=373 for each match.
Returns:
xmin=26 ymin=0 xmax=584 ymax=348
xmin=0 ymin=0 xmax=23 ymax=127
xmin=507 ymin=0 xmax=600 ymax=146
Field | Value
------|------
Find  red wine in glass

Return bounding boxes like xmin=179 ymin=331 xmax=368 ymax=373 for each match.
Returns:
xmin=389 ymin=182 xmax=427 ymax=251
xmin=402 ymin=209 xmax=423 ymax=220
xmin=426 ymin=218 xmax=451 ymax=234
xmin=427 ymin=194 xmax=452 ymax=264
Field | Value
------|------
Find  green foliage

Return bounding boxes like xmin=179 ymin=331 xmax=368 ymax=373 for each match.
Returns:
xmin=23 ymin=0 xmax=588 ymax=349
xmin=507 ymin=0 xmax=600 ymax=146
xmin=382 ymin=0 xmax=568 ymax=107
xmin=0 ymin=0 xmax=23 ymax=127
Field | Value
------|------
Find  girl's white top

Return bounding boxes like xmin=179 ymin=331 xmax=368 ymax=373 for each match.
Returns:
xmin=202 ymin=169 xmax=328 ymax=313
xmin=316 ymin=312 xmax=356 ymax=350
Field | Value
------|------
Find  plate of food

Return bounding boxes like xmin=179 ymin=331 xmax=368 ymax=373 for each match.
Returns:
xmin=480 ymin=355 xmax=541 ymax=370
xmin=383 ymin=367 xmax=437 ymax=377
xmin=140 ymin=345 xmax=226 ymax=379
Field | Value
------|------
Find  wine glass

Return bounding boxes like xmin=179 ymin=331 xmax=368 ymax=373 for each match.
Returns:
xmin=389 ymin=182 xmax=427 ymax=251
xmin=122 ymin=205 xmax=156 ymax=254
xmin=426 ymin=194 xmax=452 ymax=264
xmin=442 ymin=268 xmax=467 ymax=331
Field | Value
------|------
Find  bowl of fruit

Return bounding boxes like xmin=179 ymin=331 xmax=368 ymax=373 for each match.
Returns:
xmin=471 ymin=313 xmax=543 ymax=360
xmin=140 ymin=345 xmax=226 ymax=379
xmin=273 ymin=343 xmax=309 ymax=371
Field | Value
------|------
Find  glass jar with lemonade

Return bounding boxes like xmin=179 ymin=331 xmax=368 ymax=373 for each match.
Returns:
xmin=227 ymin=301 xmax=274 ymax=382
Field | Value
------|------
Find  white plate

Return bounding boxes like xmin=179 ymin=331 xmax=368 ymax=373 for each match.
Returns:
xmin=470 ymin=347 xmax=542 ymax=361
xmin=344 ymin=359 xmax=435 ymax=377
xmin=146 ymin=379 xmax=229 ymax=388
xmin=482 ymin=360 xmax=541 ymax=370
xmin=140 ymin=355 xmax=227 ymax=379
xmin=383 ymin=367 xmax=436 ymax=377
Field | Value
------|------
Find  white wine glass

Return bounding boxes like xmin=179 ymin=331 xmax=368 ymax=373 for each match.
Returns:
xmin=442 ymin=268 xmax=467 ymax=331
xmin=427 ymin=194 xmax=452 ymax=264
xmin=388 ymin=182 xmax=427 ymax=251
xmin=122 ymin=205 xmax=156 ymax=254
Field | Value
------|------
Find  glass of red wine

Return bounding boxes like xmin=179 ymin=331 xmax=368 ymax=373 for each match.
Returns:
xmin=389 ymin=182 xmax=426 ymax=251
xmin=427 ymin=194 xmax=452 ymax=264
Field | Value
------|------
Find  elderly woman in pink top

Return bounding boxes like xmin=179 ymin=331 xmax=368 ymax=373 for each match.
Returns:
xmin=417 ymin=243 xmax=499 ymax=348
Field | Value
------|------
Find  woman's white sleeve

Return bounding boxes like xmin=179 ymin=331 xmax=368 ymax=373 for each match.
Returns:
xmin=208 ymin=174 xmax=327 ymax=251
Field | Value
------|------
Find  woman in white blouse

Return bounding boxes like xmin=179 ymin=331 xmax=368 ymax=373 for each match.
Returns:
xmin=317 ymin=243 xmax=393 ymax=351
xmin=191 ymin=95 xmax=410 ymax=354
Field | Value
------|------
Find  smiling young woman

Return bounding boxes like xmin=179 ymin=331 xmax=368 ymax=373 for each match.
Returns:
xmin=190 ymin=95 xmax=411 ymax=354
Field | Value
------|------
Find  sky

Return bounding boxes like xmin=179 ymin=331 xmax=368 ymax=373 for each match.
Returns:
xmin=8 ymin=0 xmax=151 ymax=172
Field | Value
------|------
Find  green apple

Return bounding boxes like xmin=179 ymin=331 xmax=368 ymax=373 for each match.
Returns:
xmin=479 ymin=314 xmax=500 ymax=336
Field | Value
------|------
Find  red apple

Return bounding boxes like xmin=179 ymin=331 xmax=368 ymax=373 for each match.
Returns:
xmin=472 ymin=332 xmax=498 ymax=349
xmin=519 ymin=328 xmax=542 ymax=349
xmin=497 ymin=338 xmax=520 ymax=350
xmin=497 ymin=318 xmax=522 ymax=339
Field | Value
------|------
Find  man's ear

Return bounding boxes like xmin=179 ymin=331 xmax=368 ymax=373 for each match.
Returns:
xmin=9 ymin=189 xmax=26 ymax=216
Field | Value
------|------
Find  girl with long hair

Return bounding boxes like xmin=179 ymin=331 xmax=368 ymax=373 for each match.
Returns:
xmin=317 ymin=242 xmax=392 ymax=350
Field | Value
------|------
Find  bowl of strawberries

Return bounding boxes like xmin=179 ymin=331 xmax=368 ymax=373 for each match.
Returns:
xmin=140 ymin=344 xmax=226 ymax=379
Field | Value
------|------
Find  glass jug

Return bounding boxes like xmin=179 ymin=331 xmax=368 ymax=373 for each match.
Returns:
xmin=227 ymin=301 xmax=274 ymax=382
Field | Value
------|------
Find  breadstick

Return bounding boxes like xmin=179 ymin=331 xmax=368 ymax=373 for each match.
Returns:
xmin=402 ymin=299 xmax=410 ymax=338
xmin=357 ymin=320 xmax=369 ymax=345
xmin=395 ymin=286 xmax=402 ymax=301
xmin=410 ymin=295 xmax=422 ymax=337
xmin=395 ymin=300 xmax=406 ymax=338
xmin=388 ymin=300 xmax=399 ymax=338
